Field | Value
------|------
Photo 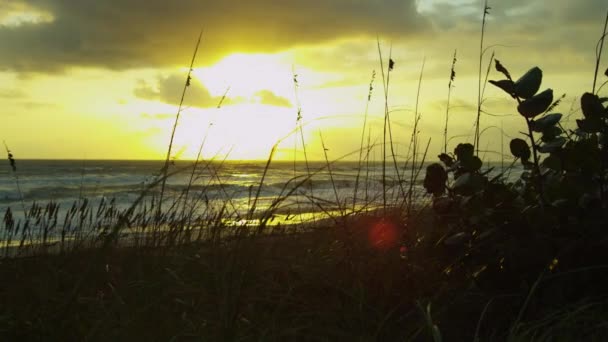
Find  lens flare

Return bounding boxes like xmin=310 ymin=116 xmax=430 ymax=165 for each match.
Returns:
xmin=368 ymin=219 xmax=399 ymax=250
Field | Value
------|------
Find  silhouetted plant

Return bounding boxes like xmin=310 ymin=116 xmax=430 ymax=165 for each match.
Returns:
xmin=489 ymin=60 xmax=608 ymax=219
xmin=424 ymin=143 xmax=485 ymax=199
xmin=474 ymin=0 xmax=493 ymax=154
xmin=377 ymin=40 xmax=407 ymax=212
xmin=423 ymin=142 xmax=500 ymax=250
xmin=489 ymin=61 xmax=564 ymax=206
xmin=443 ymin=49 xmax=457 ymax=154
xmin=3 ymin=142 xmax=26 ymax=217
xmin=158 ymin=29 xmax=204 ymax=223
xmin=353 ymin=70 xmax=376 ymax=212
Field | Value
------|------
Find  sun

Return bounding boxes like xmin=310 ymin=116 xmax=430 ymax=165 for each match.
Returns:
xmin=135 ymin=52 xmax=340 ymax=161
xmin=167 ymin=104 xmax=298 ymax=161
xmin=167 ymin=53 xmax=308 ymax=160
xmin=191 ymin=53 xmax=295 ymax=98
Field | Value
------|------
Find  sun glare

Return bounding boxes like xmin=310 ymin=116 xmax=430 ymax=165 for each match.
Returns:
xmin=132 ymin=52 xmax=352 ymax=161
xmin=150 ymin=104 xmax=297 ymax=161
xmin=192 ymin=53 xmax=294 ymax=98
xmin=140 ymin=53 xmax=326 ymax=160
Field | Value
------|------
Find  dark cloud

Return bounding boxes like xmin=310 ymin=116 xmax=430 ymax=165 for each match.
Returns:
xmin=397 ymin=0 xmax=608 ymax=80
xmin=0 ymin=0 xmax=427 ymax=72
xmin=254 ymin=90 xmax=292 ymax=108
xmin=134 ymin=73 xmax=238 ymax=108
xmin=424 ymin=0 xmax=607 ymax=40
xmin=135 ymin=73 xmax=293 ymax=109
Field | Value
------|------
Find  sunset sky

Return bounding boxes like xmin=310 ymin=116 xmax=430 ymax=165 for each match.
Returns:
xmin=1 ymin=0 xmax=607 ymax=161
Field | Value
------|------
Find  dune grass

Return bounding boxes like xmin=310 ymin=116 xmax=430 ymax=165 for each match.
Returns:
xmin=2 ymin=3 xmax=608 ymax=340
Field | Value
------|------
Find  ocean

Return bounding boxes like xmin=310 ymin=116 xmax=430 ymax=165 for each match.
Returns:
xmin=0 ymin=159 xmax=519 ymax=247
xmin=0 ymin=159 xmax=421 ymax=215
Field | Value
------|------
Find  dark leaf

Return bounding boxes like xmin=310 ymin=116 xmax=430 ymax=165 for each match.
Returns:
xmin=438 ymin=153 xmax=454 ymax=167
xmin=538 ymin=137 xmax=566 ymax=153
xmin=489 ymin=79 xmax=515 ymax=96
xmin=581 ymin=92 xmax=604 ymax=118
xmin=529 ymin=113 xmax=562 ymax=132
xmin=540 ymin=126 xmax=562 ymax=142
xmin=454 ymin=143 xmax=474 ymax=161
xmin=605 ymin=67 xmax=608 ymax=77
xmin=517 ymin=89 xmax=553 ymax=118
xmin=389 ymin=59 xmax=395 ymax=71
xmin=577 ymin=118 xmax=603 ymax=133
xmin=423 ymin=163 xmax=448 ymax=196
xmin=542 ymin=154 xmax=561 ymax=171
xmin=461 ymin=156 xmax=482 ymax=172
xmin=513 ymin=67 xmax=542 ymax=99
xmin=510 ymin=138 xmax=531 ymax=160
xmin=494 ymin=59 xmax=511 ymax=80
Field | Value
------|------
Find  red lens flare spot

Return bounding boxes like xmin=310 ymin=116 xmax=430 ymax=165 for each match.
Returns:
xmin=368 ymin=219 xmax=399 ymax=250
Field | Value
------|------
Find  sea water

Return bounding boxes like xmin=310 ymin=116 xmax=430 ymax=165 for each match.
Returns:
xmin=0 ymin=159 xmax=521 ymax=243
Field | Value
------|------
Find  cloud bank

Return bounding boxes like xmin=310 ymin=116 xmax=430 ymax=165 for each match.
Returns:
xmin=0 ymin=0 xmax=427 ymax=71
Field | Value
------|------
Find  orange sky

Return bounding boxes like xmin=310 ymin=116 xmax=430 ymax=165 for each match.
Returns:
xmin=1 ymin=0 xmax=607 ymax=161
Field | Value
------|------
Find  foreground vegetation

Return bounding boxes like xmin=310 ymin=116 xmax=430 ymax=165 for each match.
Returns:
xmin=2 ymin=4 xmax=608 ymax=340
xmin=2 ymin=204 xmax=608 ymax=340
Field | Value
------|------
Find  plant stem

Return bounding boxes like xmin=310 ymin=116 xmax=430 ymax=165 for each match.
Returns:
xmin=385 ymin=78 xmax=408 ymax=205
xmin=501 ymin=121 xmax=505 ymax=173
xmin=407 ymin=59 xmax=426 ymax=214
xmin=319 ymin=132 xmax=343 ymax=217
xmin=179 ymin=87 xmax=230 ymax=240
xmin=592 ymin=10 xmax=608 ymax=94
xmin=475 ymin=0 xmax=490 ymax=155
xmin=292 ymin=69 xmax=314 ymax=219
xmin=248 ymin=144 xmax=277 ymax=221
xmin=3 ymin=142 xmax=26 ymax=218
xmin=158 ymin=29 xmax=204 ymax=222
xmin=525 ymin=118 xmax=546 ymax=207
xmin=444 ymin=50 xmax=457 ymax=154
xmin=377 ymin=41 xmax=407 ymax=211
xmin=592 ymin=10 xmax=608 ymax=207
xmin=353 ymin=70 xmax=375 ymax=212
xmin=377 ymin=38 xmax=388 ymax=214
